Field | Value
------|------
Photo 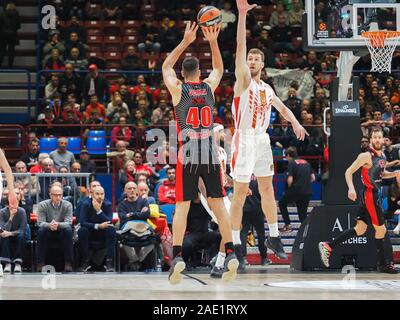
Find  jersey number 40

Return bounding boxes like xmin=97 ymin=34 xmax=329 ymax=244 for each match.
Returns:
xmin=186 ymin=106 xmax=212 ymax=129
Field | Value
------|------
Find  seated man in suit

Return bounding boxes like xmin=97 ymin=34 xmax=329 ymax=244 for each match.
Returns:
xmin=182 ymin=195 xmax=221 ymax=269
xmin=78 ymin=186 xmax=116 ymax=272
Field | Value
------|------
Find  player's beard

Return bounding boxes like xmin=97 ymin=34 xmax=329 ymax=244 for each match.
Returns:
xmin=250 ymin=67 xmax=262 ymax=78
xmin=372 ymin=141 xmax=383 ymax=151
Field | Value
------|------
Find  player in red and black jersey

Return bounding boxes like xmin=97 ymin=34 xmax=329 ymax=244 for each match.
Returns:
xmin=319 ymin=127 xmax=399 ymax=273
xmin=162 ymin=22 xmax=238 ymax=284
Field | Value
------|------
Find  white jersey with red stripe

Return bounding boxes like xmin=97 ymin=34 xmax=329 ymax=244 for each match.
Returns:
xmin=232 ymin=79 xmax=274 ymax=135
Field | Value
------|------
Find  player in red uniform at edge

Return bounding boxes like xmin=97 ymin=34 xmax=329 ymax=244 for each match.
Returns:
xmin=162 ymin=22 xmax=239 ymax=284
xmin=319 ymin=127 xmax=399 ymax=273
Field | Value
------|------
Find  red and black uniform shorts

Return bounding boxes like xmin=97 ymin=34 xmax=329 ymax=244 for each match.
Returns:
xmin=176 ymin=162 xmax=226 ymax=202
xmin=356 ymin=188 xmax=385 ymax=226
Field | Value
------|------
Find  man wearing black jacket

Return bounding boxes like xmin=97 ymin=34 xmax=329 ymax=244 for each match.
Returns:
xmin=240 ymin=177 xmax=270 ymax=267
xmin=0 ymin=2 xmax=21 ymax=68
xmin=117 ymin=182 xmax=150 ymax=227
xmin=182 ymin=196 xmax=221 ymax=269
xmin=279 ymin=146 xmax=315 ymax=232
xmin=82 ymin=64 xmax=109 ymax=105
xmin=78 ymin=186 xmax=116 ymax=272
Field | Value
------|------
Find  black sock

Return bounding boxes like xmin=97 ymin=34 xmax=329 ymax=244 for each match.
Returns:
xmin=225 ymin=242 xmax=234 ymax=255
xmin=375 ymin=238 xmax=386 ymax=266
xmin=329 ymin=228 xmax=357 ymax=249
xmin=173 ymin=246 xmax=182 ymax=258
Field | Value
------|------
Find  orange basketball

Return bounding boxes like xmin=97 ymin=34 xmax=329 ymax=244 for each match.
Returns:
xmin=197 ymin=6 xmax=222 ymax=27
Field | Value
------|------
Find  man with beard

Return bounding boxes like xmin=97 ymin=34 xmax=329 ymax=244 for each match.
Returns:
xmin=319 ymin=127 xmax=399 ymax=273
xmin=230 ymin=0 xmax=307 ymax=270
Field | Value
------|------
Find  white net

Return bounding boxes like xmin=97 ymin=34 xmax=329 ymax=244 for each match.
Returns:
xmin=362 ymin=31 xmax=400 ymax=73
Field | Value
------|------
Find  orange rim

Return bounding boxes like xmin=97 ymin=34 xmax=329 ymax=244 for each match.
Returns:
xmin=362 ymin=31 xmax=400 ymax=48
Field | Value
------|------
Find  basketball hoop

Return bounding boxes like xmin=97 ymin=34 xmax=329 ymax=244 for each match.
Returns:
xmin=361 ymin=31 xmax=400 ymax=73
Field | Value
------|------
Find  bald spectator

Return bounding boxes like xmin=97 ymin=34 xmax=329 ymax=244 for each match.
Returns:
xmin=78 ymin=149 xmax=96 ymax=174
xmin=137 ymin=182 xmax=156 ymax=205
xmin=14 ymin=161 xmax=38 ymax=198
xmin=49 ymin=137 xmax=76 ymax=171
xmin=117 ymin=182 xmax=150 ymax=227
xmin=36 ymin=185 xmax=74 ymax=272
xmin=78 ymin=186 xmax=115 ymax=272
xmin=106 ymin=140 xmax=135 ymax=171
xmin=20 ymin=138 xmax=40 ymax=169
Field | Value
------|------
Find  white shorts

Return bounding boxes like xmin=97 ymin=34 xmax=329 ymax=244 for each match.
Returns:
xmin=231 ymin=131 xmax=274 ymax=183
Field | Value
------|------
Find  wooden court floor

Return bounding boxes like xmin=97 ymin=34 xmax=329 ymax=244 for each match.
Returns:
xmin=1 ymin=265 xmax=400 ymax=300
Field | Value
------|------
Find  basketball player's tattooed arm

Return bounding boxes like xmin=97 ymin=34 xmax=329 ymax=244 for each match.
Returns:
xmin=345 ymin=152 xmax=371 ymax=201
xmin=271 ymin=91 xmax=308 ymax=141
xmin=202 ymin=25 xmax=223 ymax=92
xmin=162 ymin=22 xmax=198 ymax=105
xmin=234 ymin=0 xmax=256 ymax=96
xmin=0 ymin=149 xmax=17 ymax=209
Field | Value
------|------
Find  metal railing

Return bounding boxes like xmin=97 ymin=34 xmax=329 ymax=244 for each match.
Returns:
xmin=34 ymin=173 xmax=91 ymax=208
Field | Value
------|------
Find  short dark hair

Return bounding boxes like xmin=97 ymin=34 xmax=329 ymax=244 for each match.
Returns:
xmin=29 ymin=138 xmax=39 ymax=145
xmin=182 ymin=57 xmax=199 ymax=77
xmin=286 ymin=146 xmax=298 ymax=158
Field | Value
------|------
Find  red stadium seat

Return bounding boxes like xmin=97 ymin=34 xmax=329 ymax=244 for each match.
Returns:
xmin=122 ymin=35 xmax=138 ymax=45
xmin=103 ymin=20 xmax=120 ymax=35
xmin=87 ymin=28 xmax=102 ymax=36
xmin=122 ymin=28 xmax=138 ymax=36
xmin=106 ymin=62 xmax=120 ymax=70
xmin=104 ymin=51 xmax=122 ymax=61
xmin=87 ymin=35 xmax=103 ymax=46
xmin=104 ymin=35 xmax=121 ymax=46
xmin=85 ymin=20 xmax=103 ymax=29
xmin=87 ymin=51 xmax=103 ymax=59
xmin=198 ymin=52 xmax=212 ymax=62
xmin=122 ymin=20 xmax=140 ymax=28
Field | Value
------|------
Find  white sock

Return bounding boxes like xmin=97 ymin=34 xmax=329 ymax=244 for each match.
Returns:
xmin=215 ymin=252 xmax=226 ymax=268
xmin=232 ymin=230 xmax=241 ymax=245
xmin=269 ymin=223 xmax=279 ymax=237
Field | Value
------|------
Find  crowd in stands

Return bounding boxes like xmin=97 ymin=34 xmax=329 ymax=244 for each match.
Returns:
xmin=1 ymin=0 xmax=400 ymax=272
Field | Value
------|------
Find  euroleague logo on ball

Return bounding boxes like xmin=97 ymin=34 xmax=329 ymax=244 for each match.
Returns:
xmin=319 ymin=22 xmax=327 ymax=31
xmin=197 ymin=6 xmax=222 ymax=27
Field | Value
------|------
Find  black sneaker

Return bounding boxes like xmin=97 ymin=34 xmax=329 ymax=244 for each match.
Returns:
xmin=265 ymin=236 xmax=288 ymax=260
xmin=234 ymin=244 xmax=246 ymax=271
xmin=222 ymin=253 xmax=239 ymax=282
xmin=78 ymin=259 xmax=92 ymax=273
xmin=104 ymin=259 xmax=115 ymax=272
xmin=261 ymin=257 xmax=272 ymax=266
xmin=168 ymin=256 xmax=186 ymax=285
xmin=210 ymin=265 xmax=224 ymax=279
xmin=379 ymin=262 xmax=399 ymax=274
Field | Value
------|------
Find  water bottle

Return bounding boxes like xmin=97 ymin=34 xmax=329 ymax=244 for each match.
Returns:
xmin=156 ymin=258 xmax=162 ymax=272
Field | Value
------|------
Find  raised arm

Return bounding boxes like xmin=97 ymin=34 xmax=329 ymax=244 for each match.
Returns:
xmin=0 ymin=149 xmax=17 ymax=209
xmin=234 ymin=0 xmax=256 ymax=96
xmin=162 ymin=22 xmax=198 ymax=105
xmin=272 ymin=90 xmax=308 ymax=141
xmin=203 ymin=25 xmax=223 ymax=92
xmin=345 ymin=152 xmax=370 ymax=202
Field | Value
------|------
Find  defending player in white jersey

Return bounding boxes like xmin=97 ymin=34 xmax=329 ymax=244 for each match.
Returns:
xmin=230 ymin=0 xmax=308 ymax=270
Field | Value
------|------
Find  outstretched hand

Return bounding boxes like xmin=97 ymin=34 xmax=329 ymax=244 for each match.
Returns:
xmin=293 ymin=123 xmax=309 ymax=141
xmin=202 ymin=25 xmax=221 ymax=42
xmin=183 ymin=21 xmax=199 ymax=45
xmin=236 ymin=0 xmax=257 ymax=13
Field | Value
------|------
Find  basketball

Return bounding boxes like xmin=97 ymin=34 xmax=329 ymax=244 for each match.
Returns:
xmin=197 ymin=6 xmax=222 ymax=27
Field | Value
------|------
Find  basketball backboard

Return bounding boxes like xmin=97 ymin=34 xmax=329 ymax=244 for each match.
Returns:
xmin=304 ymin=0 xmax=400 ymax=51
